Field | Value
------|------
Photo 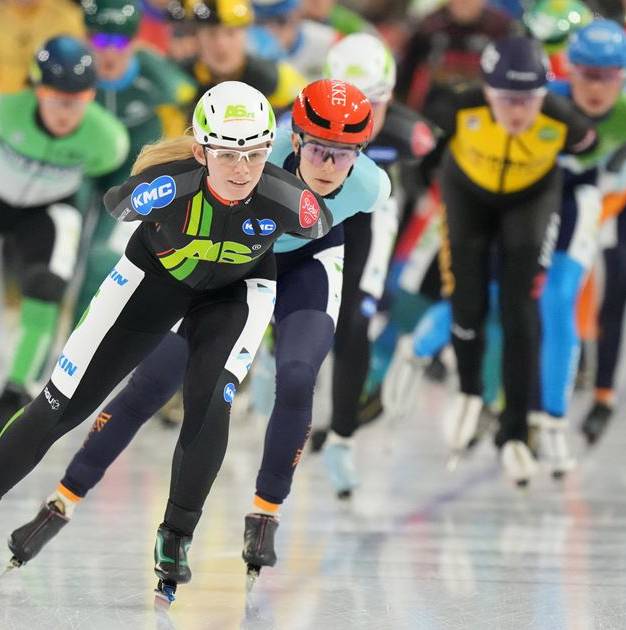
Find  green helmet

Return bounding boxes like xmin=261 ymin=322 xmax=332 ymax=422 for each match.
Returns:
xmin=523 ymin=0 xmax=593 ymax=54
xmin=82 ymin=0 xmax=142 ymax=37
xmin=324 ymin=33 xmax=396 ymax=103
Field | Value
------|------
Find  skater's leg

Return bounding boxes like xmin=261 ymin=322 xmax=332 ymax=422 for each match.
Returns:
xmin=60 ymin=332 xmax=189 ymax=498
xmin=255 ymin=244 xmax=343 ymax=508
xmin=497 ymin=192 xmax=558 ymax=446
xmin=163 ymin=277 xmax=276 ymax=536
xmin=0 ymin=257 xmax=189 ymax=497
xmin=0 ymin=205 xmax=82 ymax=416
xmin=332 ymin=211 xmax=390 ymax=439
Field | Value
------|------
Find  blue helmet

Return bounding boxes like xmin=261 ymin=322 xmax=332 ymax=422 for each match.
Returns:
xmin=252 ymin=0 xmax=299 ymax=20
xmin=31 ymin=36 xmax=97 ymax=93
xmin=568 ymin=19 xmax=626 ymax=68
xmin=481 ymin=36 xmax=549 ymax=91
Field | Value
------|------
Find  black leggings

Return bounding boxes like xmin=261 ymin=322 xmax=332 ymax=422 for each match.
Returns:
xmin=596 ymin=209 xmax=626 ymax=390
xmin=441 ymin=169 xmax=560 ymax=444
xmin=0 ymin=255 xmax=276 ymax=536
xmin=331 ymin=211 xmax=375 ymax=438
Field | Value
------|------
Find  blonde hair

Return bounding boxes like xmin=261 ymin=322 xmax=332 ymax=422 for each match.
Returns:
xmin=131 ymin=132 xmax=196 ymax=176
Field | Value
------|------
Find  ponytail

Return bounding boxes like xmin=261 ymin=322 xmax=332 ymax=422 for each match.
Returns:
xmin=131 ymin=131 xmax=196 ymax=176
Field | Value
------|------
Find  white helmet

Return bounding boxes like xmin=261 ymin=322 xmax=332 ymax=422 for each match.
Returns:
xmin=192 ymin=81 xmax=276 ymax=149
xmin=324 ymin=33 xmax=396 ymax=103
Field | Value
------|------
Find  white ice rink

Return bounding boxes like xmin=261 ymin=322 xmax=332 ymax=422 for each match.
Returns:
xmin=1 ymin=374 xmax=626 ymax=630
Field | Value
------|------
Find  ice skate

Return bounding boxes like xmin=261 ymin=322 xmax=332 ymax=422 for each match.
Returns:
xmin=309 ymin=427 xmax=329 ymax=453
xmin=443 ymin=393 xmax=482 ymax=470
xmin=541 ymin=416 xmax=576 ymax=479
xmin=500 ymin=440 xmax=538 ymax=488
xmin=8 ymin=499 xmax=69 ymax=568
xmin=581 ymin=402 xmax=613 ymax=446
xmin=382 ymin=334 xmax=425 ymax=419
xmin=153 ymin=524 xmax=192 ymax=608
xmin=242 ymin=513 xmax=278 ymax=591
xmin=322 ymin=433 xmax=359 ymax=499
xmin=0 ymin=383 xmax=32 ymax=421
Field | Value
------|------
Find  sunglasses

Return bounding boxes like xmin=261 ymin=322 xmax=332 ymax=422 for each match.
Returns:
xmin=300 ymin=140 xmax=360 ymax=170
xmin=571 ymin=65 xmax=625 ymax=83
xmin=90 ymin=33 xmax=132 ymax=50
xmin=204 ymin=146 xmax=272 ymax=166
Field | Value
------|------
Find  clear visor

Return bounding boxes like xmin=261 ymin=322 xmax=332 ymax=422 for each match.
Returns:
xmin=485 ymin=86 xmax=548 ymax=104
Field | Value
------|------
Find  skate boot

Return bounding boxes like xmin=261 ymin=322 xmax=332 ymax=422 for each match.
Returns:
xmin=322 ymin=433 xmax=358 ymax=499
xmin=581 ymin=402 xmax=613 ymax=446
xmin=242 ymin=513 xmax=279 ymax=588
xmin=153 ymin=524 xmax=192 ymax=607
xmin=424 ymin=354 xmax=448 ymax=383
xmin=310 ymin=428 xmax=328 ymax=453
xmin=8 ymin=500 xmax=69 ymax=567
xmin=500 ymin=440 xmax=538 ymax=488
xmin=382 ymin=335 xmax=425 ymax=419
xmin=0 ymin=383 xmax=32 ymax=421
xmin=443 ymin=393 xmax=482 ymax=470
xmin=357 ymin=386 xmax=384 ymax=427
xmin=541 ymin=416 xmax=576 ymax=479
xmin=158 ymin=390 xmax=183 ymax=429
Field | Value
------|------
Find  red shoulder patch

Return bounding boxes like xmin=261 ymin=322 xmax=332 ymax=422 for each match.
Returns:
xmin=299 ymin=189 xmax=320 ymax=228
xmin=411 ymin=121 xmax=436 ymax=157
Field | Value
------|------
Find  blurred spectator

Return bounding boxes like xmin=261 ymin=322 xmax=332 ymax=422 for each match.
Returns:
xmin=250 ymin=0 xmax=339 ymax=79
xmin=397 ymin=0 xmax=513 ymax=114
xmin=74 ymin=0 xmax=197 ymax=319
xmin=186 ymin=0 xmax=305 ymax=111
xmin=523 ymin=0 xmax=593 ymax=78
xmin=300 ymin=0 xmax=376 ymax=35
xmin=0 ymin=0 xmax=86 ymax=93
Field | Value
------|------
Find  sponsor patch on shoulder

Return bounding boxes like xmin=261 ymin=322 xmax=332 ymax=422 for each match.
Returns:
xmin=131 ymin=175 xmax=176 ymax=215
xmin=299 ymin=189 xmax=320 ymax=228
xmin=411 ymin=121 xmax=436 ymax=156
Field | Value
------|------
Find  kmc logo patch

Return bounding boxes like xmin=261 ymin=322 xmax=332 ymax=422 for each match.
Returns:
xmin=242 ymin=218 xmax=277 ymax=236
xmin=131 ymin=175 xmax=176 ymax=215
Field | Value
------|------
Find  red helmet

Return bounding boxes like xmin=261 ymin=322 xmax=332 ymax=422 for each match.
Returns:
xmin=292 ymin=79 xmax=373 ymax=146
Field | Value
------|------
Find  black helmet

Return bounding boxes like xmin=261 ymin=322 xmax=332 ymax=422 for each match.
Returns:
xmin=31 ymin=36 xmax=97 ymax=93
xmin=481 ymin=36 xmax=549 ymax=91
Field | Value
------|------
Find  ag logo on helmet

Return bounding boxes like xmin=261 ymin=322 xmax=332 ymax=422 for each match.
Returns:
xmin=131 ymin=175 xmax=176 ymax=215
xmin=224 ymin=104 xmax=255 ymax=122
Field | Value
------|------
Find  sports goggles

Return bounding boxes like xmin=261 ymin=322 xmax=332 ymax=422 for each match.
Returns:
xmin=300 ymin=140 xmax=360 ymax=169
xmin=485 ymin=86 xmax=547 ymax=106
xmin=35 ymin=86 xmax=95 ymax=105
xmin=204 ymin=146 xmax=272 ymax=166
xmin=90 ymin=33 xmax=132 ymax=50
xmin=571 ymin=65 xmax=625 ymax=83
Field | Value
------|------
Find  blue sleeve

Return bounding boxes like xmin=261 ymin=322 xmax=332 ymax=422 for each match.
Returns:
xmin=548 ymin=80 xmax=571 ymax=98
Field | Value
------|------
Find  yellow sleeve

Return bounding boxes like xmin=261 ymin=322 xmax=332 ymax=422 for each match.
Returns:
xmin=268 ymin=62 xmax=306 ymax=110
xmin=155 ymin=105 xmax=189 ymax=138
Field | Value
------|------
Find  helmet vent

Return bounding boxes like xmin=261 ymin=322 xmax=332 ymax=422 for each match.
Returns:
xmin=344 ymin=113 xmax=371 ymax=134
xmin=304 ymin=98 xmax=331 ymax=129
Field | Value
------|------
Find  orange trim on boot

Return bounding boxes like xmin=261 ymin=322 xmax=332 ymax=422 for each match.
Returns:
xmin=253 ymin=495 xmax=280 ymax=514
xmin=56 ymin=483 xmax=82 ymax=504
xmin=595 ymin=388 xmax=615 ymax=406
xmin=576 ymin=273 xmax=598 ymax=342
